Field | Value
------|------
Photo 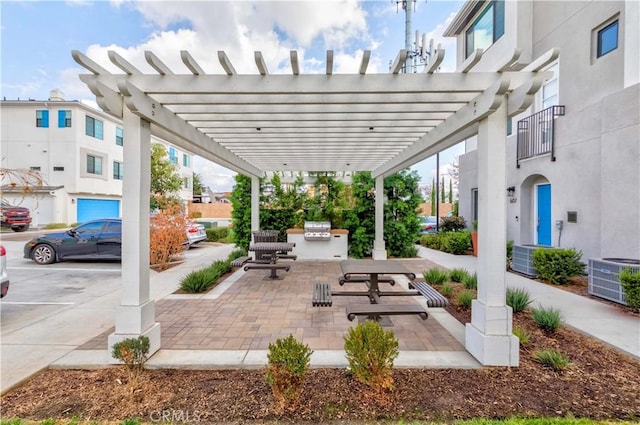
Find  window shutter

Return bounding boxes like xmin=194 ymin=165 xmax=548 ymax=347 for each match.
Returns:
xmin=42 ymin=110 xmax=49 ymax=128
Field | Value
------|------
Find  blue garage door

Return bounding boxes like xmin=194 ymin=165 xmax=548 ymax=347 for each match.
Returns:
xmin=77 ymin=199 xmax=120 ymax=223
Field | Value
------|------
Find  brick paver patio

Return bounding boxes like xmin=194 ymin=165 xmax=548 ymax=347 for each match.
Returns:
xmin=80 ymin=259 xmax=464 ymax=352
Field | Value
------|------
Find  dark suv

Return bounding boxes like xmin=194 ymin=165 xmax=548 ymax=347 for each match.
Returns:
xmin=1 ymin=199 xmax=31 ymax=232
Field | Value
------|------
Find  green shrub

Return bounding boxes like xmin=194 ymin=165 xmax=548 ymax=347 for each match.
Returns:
xmin=620 ymin=267 xmax=640 ymax=311
xmin=448 ymin=268 xmax=469 ymax=283
xmin=513 ymin=326 xmax=531 ymax=345
xmin=532 ymin=248 xmax=586 ymax=285
xmin=422 ymin=268 xmax=448 ymax=286
xmin=533 ymin=349 xmax=571 ymax=371
xmin=344 ymin=320 xmax=399 ymax=391
xmin=179 ymin=259 xmax=231 ymax=293
xmin=506 ymin=240 xmax=514 ymax=260
xmin=462 ymin=272 xmax=477 ymax=289
xmin=440 ymin=282 xmax=454 ymax=297
xmin=228 ymin=248 xmax=248 ymax=261
xmin=456 ymin=290 xmax=475 ymax=309
xmin=121 ymin=419 xmax=142 ymax=425
xmin=439 ymin=216 xmax=467 ymax=232
xmin=44 ymin=222 xmax=69 ymax=230
xmin=440 ymin=231 xmax=471 ymax=255
xmin=206 ymin=226 xmax=230 ymax=242
xmin=531 ymin=305 xmax=563 ymax=332
xmin=506 ymin=287 xmax=532 ymax=314
xmin=420 ymin=233 xmax=443 ymax=250
xmin=112 ymin=336 xmax=150 ymax=390
xmin=266 ymin=334 xmax=313 ymax=412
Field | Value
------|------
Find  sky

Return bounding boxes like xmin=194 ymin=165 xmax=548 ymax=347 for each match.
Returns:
xmin=1 ymin=0 xmax=465 ymax=194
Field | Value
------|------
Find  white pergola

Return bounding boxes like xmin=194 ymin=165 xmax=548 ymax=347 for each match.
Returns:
xmin=73 ymin=47 xmax=558 ymax=366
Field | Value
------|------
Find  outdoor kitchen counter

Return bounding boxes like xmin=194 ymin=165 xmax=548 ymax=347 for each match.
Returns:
xmin=286 ymin=228 xmax=349 ymax=260
xmin=285 ymin=229 xmax=349 ymax=234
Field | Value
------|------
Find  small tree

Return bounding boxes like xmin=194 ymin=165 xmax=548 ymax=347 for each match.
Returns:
xmin=344 ymin=320 xmax=399 ymax=392
xmin=149 ymin=204 xmax=187 ymax=270
xmin=112 ymin=336 xmax=150 ymax=392
xmin=266 ymin=334 xmax=313 ymax=413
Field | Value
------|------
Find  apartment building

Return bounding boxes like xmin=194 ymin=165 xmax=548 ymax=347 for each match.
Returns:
xmin=448 ymin=0 xmax=639 ymax=261
xmin=1 ymin=89 xmax=196 ymax=227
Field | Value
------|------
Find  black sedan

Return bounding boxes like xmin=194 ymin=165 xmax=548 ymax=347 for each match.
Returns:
xmin=24 ymin=219 xmax=122 ymax=265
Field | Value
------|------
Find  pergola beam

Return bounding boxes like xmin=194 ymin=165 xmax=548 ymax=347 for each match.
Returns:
xmin=372 ymin=77 xmax=511 ymax=177
xmin=119 ymin=81 xmax=262 ymax=177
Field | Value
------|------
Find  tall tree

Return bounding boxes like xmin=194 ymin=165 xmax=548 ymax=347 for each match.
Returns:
xmin=192 ymin=172 xmax=205 ymax=196
xmin=440 ymin=176 xmax=445 ymax=204
xmin=150 ymin=143 xmax=183 ymax=209
xmin=230 ymin=174 xmax=252 ymax=250
xmin=448 ymin=179 xmax=453 ymax=203
xmin=448 ymin=156 xmax=459 ymax=198
xmin=430 ymin=179 xmax=436 ymax=216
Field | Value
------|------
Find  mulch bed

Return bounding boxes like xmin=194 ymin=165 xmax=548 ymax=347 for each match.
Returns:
xmin=2 ymin=278 xmax=639 ymax=424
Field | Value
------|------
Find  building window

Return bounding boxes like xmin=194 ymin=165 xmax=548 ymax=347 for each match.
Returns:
xmin=113 ymin=161 xmax=124 ymax=180
xmin=597 ymin=20 xmax=618 ymax=58
xmin=53 ymin=166 xmax=65 ymax=171
xmin=58 ymin=110 xmax=71 ymax=127
xmin=183 ymin=153 xmax=191 ymax=167
xmin=115 ymin=127 xmax=123 ymax=146
xmin=30 ymin=166 xmax=41 ymax=171
xmin=183 ymin=177 xmax=191 ymax=189
xmin=465 ymin=0 xmax=505 ymax=58
xmin=507 ymin=117 xmax=512 ymax=136
xmin=85 ymin=115 xmax=104 ymax=140
xmin=541 ymin=63 xmax=559 ymax=109
xmin=36 ymin=110 xmax=49 ymax=128
xmin=169 ymin=147 xmax=178 ymax=164
xmin=87 ymin=155 xmax=103 ymax=175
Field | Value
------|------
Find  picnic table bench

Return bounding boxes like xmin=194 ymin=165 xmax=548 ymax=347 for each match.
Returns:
xmin=246 ymin=241 xmax=295 ymax=279
xmin=312 ymin=283 xmax=332 ymax=307
xmin=408 ymin=280 xmax=450 ymax=308
xmin=346 ymin=304 xmax=428 ymax=321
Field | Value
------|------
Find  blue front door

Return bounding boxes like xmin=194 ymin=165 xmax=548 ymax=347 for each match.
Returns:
xmin=537 ymin=184 xmax=552 ymax=246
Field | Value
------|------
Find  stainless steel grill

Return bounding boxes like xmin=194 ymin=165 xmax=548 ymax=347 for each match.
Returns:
xmin=304 ymin=221 xmax=331 ymax=241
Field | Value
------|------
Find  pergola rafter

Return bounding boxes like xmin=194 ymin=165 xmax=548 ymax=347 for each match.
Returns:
xmin=72 ymin=46 xmax=557 ymax=368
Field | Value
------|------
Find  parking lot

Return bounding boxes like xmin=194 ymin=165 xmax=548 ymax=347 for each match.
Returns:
xmin=0 ymin=229 xmax=234 ymax=393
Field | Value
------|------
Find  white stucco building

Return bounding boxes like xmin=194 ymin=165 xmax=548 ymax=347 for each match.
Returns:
xmin=1 ymin=89 xmax=196 ymax=227
xmin=450 ymin=0 xmax=639 ymax=261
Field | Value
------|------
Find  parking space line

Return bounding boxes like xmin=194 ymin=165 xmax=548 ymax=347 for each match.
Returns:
xmin=8 ymin=267 xmax=120 ymax=272
xmin=1 ymin=301 xmax=76 ymax=305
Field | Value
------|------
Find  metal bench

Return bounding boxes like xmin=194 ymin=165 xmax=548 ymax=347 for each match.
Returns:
xmin=338 ymin=275 xmax=395 ymax=286
xmin=230 ymin=256 xmax=251 ymax=268
xmin=243 ymin=263 xmax=291 ymax=279
xmin=346 ymin=304 xmax=428 ymax=321
xmin=312 ymin=283 xmax=332 ymax=307
xmin=277 ymin=254 xmax=298 ymax=261
xmin=408 ymin=281 xmax=450 ymax=308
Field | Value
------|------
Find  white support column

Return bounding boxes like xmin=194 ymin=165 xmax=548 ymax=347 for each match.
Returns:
xmin=108 ymin=107 xmax=161 ymax=359
xmin=372 ymin=175 xmax=387 ymax=260
xmin=250 ymin=176 xmax=260 ymax=245
xmin=465 ymin=100 xmax=519 ymax=366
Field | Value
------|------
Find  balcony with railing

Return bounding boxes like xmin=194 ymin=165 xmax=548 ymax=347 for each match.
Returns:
xmin=516 ymin=105 xmax=565 ymax=168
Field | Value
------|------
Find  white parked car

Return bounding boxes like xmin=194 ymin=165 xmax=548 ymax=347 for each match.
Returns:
xmin=185 ymin=222 xmax=207 ymax=248
xmin=1 ymin=244 xmax=9 ymax=298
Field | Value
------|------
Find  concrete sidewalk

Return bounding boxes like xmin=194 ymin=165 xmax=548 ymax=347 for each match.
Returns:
xmin=418 ymin=246 xmax=640 ymax=359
